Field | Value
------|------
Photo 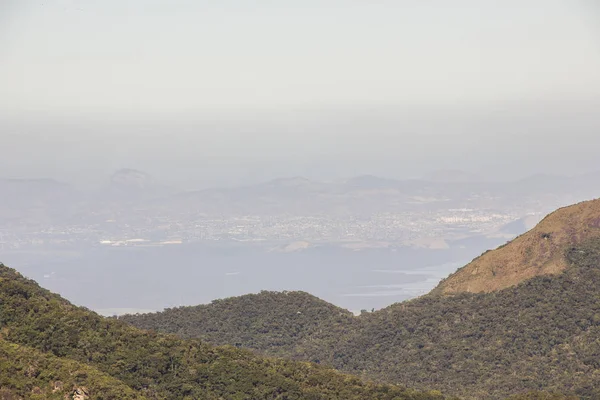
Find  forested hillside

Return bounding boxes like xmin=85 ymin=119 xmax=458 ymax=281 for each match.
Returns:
xmin=122 ymin=200 xmax=600 ymax=399
xmin=124 ymin=248 xmax=600 ymax=399
xmin=119 ymin=291 xmax=357 ymax=358
xmin=0 ymin=263 xmax=452 ymax=400
xmin=0 ymin=338 xmax=146 ymax=399
xmin=331 ymin=239 xmax=600 ymax=398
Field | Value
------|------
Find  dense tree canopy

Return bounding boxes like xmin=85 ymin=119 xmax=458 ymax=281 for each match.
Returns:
xmin=122 ymin=238 xmax=600 ymax=399
xmin=0 ymin=263 xmax=450 ymax=400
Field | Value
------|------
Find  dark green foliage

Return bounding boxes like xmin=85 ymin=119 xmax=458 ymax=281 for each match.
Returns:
xmin=123 ymin=238 xmax=600 ymax=399
xmin=0 ymin=265 xmax=450 ymax=400
xmin=0 ymin=338 xmax=146 ymax=399
xmin=118 ymin=290 xmax=357 ymax=359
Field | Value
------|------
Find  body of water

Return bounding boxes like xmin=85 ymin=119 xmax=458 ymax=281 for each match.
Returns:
xmin=2 ymin=236 xmax=505 ymax=314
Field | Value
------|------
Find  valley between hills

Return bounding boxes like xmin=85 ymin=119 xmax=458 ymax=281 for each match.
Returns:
xmin=4 ymin=199 xmax=600 ymax=399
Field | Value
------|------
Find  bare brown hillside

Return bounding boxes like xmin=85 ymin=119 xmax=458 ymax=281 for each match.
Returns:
xmin=434 ymin=198 xmax=600 ymax=294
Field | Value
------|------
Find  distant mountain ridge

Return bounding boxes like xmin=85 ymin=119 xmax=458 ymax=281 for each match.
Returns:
xmin=165 ymin=171 xmax=600 ymax=217
xmin=3 ymin=169 xmax=600 ymax=220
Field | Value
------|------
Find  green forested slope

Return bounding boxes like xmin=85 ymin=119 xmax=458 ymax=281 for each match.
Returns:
xmin=119 ymin=290 xmax=357 ymax=358
xmin=332 ymin=242 xmax=600 ymax=398
xmin=0 ymin=338 xmax=146 ymax=399
xmin=122 ymin=238 xmax=600 ymax=399
xmin=0 ymin=264 xmax=450 ymax=400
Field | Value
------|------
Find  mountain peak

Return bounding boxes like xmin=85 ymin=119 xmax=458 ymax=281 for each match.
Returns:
xmin=110 ymin=168 xmax=155 ymax=190
xmin=434 ymin=198 xmax=600 ymax=294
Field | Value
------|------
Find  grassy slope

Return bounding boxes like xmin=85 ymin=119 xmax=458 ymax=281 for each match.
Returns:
xmin=434 ymin=199 xmax=600 ymax=294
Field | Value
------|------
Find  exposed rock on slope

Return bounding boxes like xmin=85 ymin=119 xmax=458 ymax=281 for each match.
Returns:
xmin=434 ymin=199 xmax=600 ymax=294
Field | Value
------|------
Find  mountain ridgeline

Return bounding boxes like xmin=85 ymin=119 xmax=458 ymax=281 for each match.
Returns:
xmin=121 ymin=199 xmax=600 ymax=399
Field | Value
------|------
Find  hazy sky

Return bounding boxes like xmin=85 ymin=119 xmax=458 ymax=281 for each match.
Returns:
xmin=1 ymin=1 xmax=600 ymax=187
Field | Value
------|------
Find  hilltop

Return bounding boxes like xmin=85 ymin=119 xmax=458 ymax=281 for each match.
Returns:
xmin=434 ymin=198 xmax=600 ymax=294
xmin=0 ymin=263 xmax=449 ymax=400
xmin=119 ymin=291 xmax=356 ymax=358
